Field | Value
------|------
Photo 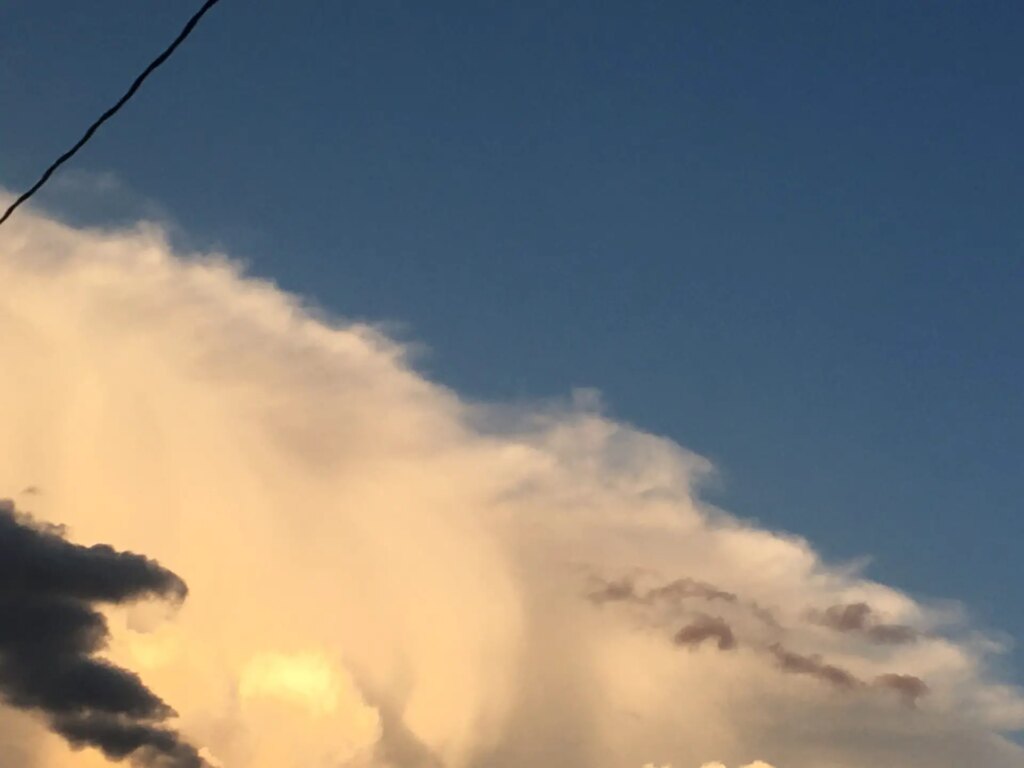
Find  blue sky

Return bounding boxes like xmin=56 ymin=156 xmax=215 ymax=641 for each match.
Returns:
xmin=2 ymin=0 xmax=1022 ymax=681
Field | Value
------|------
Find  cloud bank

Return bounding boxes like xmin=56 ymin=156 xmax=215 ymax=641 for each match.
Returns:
xmin=0 ymin=201 xmax=1021 ymax=767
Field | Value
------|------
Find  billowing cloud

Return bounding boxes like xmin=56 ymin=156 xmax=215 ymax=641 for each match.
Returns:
xmin=0 ymin=501 xmax=206 ymax=766
xmin=0 ymin=199 xmax=1022 ymax=767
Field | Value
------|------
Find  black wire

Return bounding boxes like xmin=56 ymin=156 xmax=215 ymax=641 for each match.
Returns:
xmin=0 ymin=0 xmax=226 ymax=228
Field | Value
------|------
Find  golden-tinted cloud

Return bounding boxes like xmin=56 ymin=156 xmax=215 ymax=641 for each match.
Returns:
xmin=0 ymin=200 xmax=1021 ymax=767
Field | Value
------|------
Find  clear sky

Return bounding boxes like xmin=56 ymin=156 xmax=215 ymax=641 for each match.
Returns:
xmin=2 ymin=0 xmax=1022 ymax=687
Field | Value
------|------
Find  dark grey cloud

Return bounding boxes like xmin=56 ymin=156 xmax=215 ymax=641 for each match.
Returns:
xmin=586 ymin=577 xmax=638 ymax=605
xmin=865 ymin=624 xmax=919 ymax=645
xmin=811 ymin=603 xmax=918 ymax=645
xmin=749 ymin=602 xmax=780 ymax=628
xmin=587 ymin=575 xmax=735 ymax=607
xmin=875 ymin=673 xmax=929 ymax=706
xmin=0 ymin=500 xmax=207 ymax=767
xmin=674 ymin=615 xmax=737 ymax=651
xmin=768 ymin=644 xmax=929 ymax=707
xmin=589 ymin=576 xmax=930 ymax=709
xmin=768 ymin=644 xmax=862 ymax=690
xmin=818 ymin=603 xmax=873 ymax=633
xmin=647 ymin=577 xmax=737 ymax=605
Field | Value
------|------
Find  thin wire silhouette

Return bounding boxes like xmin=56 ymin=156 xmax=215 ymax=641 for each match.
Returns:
xmin=0 ymin=0 xmax=225 ymax=228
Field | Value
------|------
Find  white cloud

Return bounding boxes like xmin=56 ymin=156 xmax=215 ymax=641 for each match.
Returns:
xmin=0 ymin=200 xmax=1021 ymax=767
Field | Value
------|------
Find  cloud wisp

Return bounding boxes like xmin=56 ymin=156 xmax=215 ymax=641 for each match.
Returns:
xmin=0 ymin=200 xmax=1022 ymax=767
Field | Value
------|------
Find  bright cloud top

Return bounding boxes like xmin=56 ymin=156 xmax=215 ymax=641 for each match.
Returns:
xmin=0 ymin=202 xmax=1021 ymax=767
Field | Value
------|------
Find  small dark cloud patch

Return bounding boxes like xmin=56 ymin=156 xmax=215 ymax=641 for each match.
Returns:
xmin=768 ymin=644 xmax=861 ymax=690
xmin=767 ymin=643 xmax=929 ymax=706
xmin=674 ymin=615 xmax=736 ymax=651
xmin=819 ymin=603 xmax=873 ymax=633
xmin=875 ymin=673 xmax=929 ymax=706
xmin=866 ymin=624 xmax=919 ymax=645
xmin=810 ymin=603 xmax=918 ymax=646
xmin=587 ymin=577 xmax=638 ymax=605
xmin=648 ymin=578 xmax=737 ymax=605
xmin=587 ymin=575 xmax=735 ymax=607
xmin=0 ymin=500 xmax=208 ymax=767
xmin=749 ymin=602 xmax=780 ymax=629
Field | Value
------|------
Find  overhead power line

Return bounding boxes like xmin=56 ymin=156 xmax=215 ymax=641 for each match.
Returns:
xmin=0 ymin=0 xmax=226 ymax=228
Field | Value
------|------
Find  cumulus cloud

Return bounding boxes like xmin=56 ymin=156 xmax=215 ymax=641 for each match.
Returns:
xmin=0 ymin=200 xmax=1022 ymax=767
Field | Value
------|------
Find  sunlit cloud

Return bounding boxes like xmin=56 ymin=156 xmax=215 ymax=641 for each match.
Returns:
xmin=0 ymin=199 xmax=1022 ymax=767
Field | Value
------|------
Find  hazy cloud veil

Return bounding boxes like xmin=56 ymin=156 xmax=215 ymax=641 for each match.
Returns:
xmin=0 ymin=200 xmax=1021 ymax=767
